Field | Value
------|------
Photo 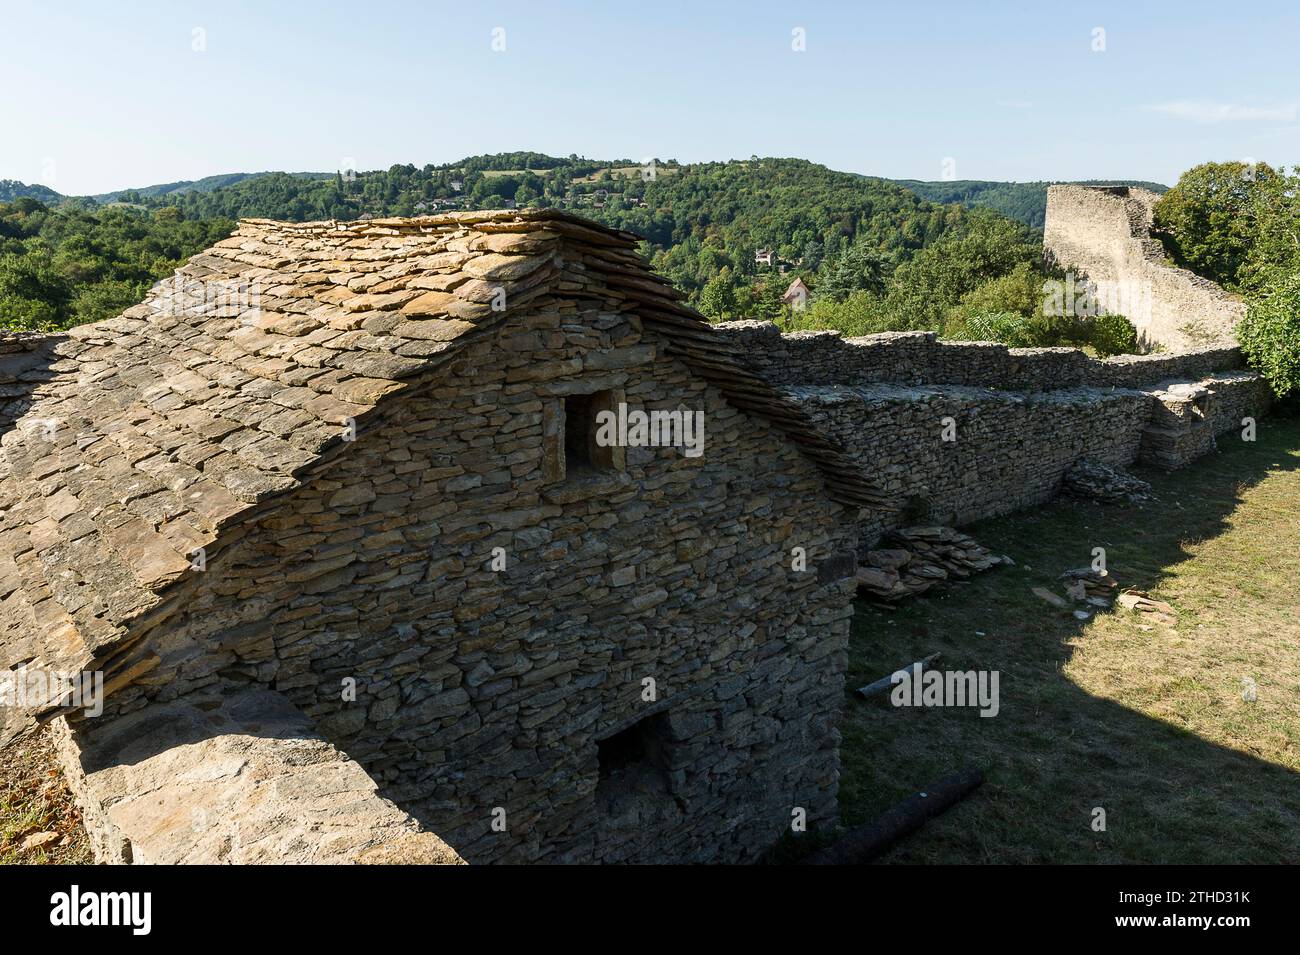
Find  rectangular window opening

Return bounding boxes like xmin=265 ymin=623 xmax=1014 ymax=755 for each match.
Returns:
xmin=564 ymin=391 xmax=616 ymax=477
xmin=595 ymin=712 xmax=673 ymax=811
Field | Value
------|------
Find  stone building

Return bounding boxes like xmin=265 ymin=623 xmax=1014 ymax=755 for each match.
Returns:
xmin=782 ymin=277 xmax=811 ymax=310
xmin=0 ymin=203 xmax=1273 ymax=866
xmin=0 ymin=210 xmax=882 ymax=864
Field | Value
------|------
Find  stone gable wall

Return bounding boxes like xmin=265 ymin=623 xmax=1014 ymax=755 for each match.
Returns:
xmin=1042 ymin=184 xmax=1245 ymax=351
xmin=83 ymin=299 xmax=857 ymax=865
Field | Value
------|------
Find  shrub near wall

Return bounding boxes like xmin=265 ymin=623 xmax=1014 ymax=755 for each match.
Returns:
xmin=1238 ymin=271 xmax=1300 ymax=399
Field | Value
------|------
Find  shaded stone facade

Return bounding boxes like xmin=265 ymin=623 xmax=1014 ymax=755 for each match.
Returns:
xmin=105 ymin=308 xmax=857 ymax=864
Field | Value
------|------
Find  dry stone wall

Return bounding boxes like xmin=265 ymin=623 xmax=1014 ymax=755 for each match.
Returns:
xmin=795 ymin=384 xmax=1151 ymax=539
xmin=713 ymin=321 xmax=1244 ymax=392
xmin=76 ymin=299 xmax=857 ymax=865
xmin=716 ymin=321 xmax=1270 ymax=543
xmin=1043 ymin=185 xmax=1245 ymax=351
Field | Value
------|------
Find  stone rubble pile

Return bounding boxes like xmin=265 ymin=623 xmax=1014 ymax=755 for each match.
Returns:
xmin=1060 ymin=567 xmax=1120 ymax=608
xmin=1116 ymin=589 xmax=1177 ymax=625
xmin=1034 ymin=566 xmax=1121 ymax=619
xmin=1031 ymin=568 xmax=1177 ymax=626
xmin=855 ymin=526 xmax=1010 ymax=602
xmin=1062 ymin=458 xmax=1153 ymax=503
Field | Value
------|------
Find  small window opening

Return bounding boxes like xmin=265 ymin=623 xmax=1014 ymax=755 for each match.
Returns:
xmin=596 ymin=712 xmax=672 ymax=810
xmin=564 ymin=391 xmax=615 ymax=475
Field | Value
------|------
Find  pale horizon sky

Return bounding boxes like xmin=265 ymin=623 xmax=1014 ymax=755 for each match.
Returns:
xmin=2 ymin=0 xmax=1296 ymax=196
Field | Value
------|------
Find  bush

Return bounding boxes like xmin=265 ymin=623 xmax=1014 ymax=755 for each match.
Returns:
xmin=945 ymin=308 xmax=1140 ymax=356
xmin=0 ymin=251 xmax=71 ymax=331
xmin=947 ymin=310 xmax=1048 ymax=347
xmin=70 ymin=279 xmax=148 ymax=327
xmin=1238 ymin=271 xmax=1300 ymax=398
xmin=1088 ymin=313 xmax=1139 ymax=357
xmin=786 ymin=289 xmax=895 ymax=337
xmin=0 ymin=293 xmax=59 ymax=331
xmin=948 ymin=262 xmax=1044 ymax=323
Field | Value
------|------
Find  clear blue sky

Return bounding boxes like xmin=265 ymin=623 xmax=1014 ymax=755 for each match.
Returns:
xmin=3 ymin=0 xmax=1296 ymax=195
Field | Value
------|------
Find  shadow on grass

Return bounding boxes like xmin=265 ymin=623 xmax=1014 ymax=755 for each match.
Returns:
xmin=835 ymin=412 xmax=1300 ymax=863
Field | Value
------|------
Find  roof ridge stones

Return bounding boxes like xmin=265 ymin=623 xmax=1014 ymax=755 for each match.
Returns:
xmin=0 ymin=209 xmax=886 ymax=745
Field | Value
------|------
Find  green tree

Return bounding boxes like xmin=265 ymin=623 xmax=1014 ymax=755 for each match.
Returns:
xmin=1238 ymin=271 xmax=1300 ymax=398
xmin=698 ymin=273 xmax=737 ymax=321
xmin=1152 ymin=161 xmax=1280 ymax=289
xmin=791 ymin=289 xmax=888 ymax=337
xmin=1088 ymin=313 xmax=1139 ymax=357
xmin=0 ymin=251 xmax=72 ymax=329
xmin=946 ymin=262 xmax=1044 ymax=326
xmin=880 ymin=211 xmax=1041 ymax=332
xmin=817 ymin=240 xmax=887 ymax=303
xmin=946 ymin=310 xmax=1045 ymax=347
xmin=753 ymin=275 xmax=790 ymax=324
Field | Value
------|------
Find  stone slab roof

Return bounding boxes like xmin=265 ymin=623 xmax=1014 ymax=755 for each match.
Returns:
xmin=0 ymin=209 xmax=886 ymax=746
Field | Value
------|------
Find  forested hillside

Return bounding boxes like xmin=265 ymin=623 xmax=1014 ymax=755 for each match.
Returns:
xmin=0 ymin=156 xmax=973 ymax=328
xmin=896 ymin=179 xmax=1168 ymax=228
xmin=0 ymin=180 xmax=64 ymax=204
xmin=94 ymin=172 xmax=282 ymax=203
xmin=0 ymin=199 xmax=234 ymax=330
xmin=0 ymin=154 xmax=1142 ymax=354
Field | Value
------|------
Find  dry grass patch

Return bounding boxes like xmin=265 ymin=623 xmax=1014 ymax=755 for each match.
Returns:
xmin=840 ymin=413 xmax=1300 ymax=863
xmin=1 ymin=726 xmax=92 ymax=865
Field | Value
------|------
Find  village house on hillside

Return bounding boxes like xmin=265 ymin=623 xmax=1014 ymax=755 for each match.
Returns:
xmin=0 ymin=210 xmax=885 ymax=864
xmin=782 ymin=277 xmax=811 ymax=310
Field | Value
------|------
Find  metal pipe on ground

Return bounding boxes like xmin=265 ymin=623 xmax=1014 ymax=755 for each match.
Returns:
xmin=855 ymin=652 xmax=940 ymax=699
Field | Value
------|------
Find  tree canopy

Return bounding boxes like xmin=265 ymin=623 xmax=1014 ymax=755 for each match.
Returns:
xmin=1154 ymin=161 xmax=1300 ymax=397
xmin=0 ymin=199 xmax=233 ymax=330
xmin=0 ymin=155 xmax=1151 ymax=358
xmin=1152 ymin=161 xmax=1285 ymax=290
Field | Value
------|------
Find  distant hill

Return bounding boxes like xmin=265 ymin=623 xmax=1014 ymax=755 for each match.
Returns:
xmin=2 ymin=156 xmax=1070 ymax=305
xmin=887 ymin=179 xmax=1169 ymax=228
xmin=122 ymin=156 xmax=1019 ymax=298
xmin=92 ymin=171 xmax=331 ymax=204
xmin=3 ymin=155 xmax=1031 ymax=331
xmin=2 ymin=153 xmax=1158 ymax=356
xmin=3 ymin=163 xmax=1170 ymax=231
xmin=0 ymin=179 xmax=64 ymax=204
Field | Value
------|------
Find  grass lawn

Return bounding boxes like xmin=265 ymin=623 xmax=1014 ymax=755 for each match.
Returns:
xmin=840 ymin=412 xmax=1300 ymax=863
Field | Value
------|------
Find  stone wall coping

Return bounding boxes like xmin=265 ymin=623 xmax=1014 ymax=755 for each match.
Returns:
xmin=712 ymin=320 xmax=1245 ymax=392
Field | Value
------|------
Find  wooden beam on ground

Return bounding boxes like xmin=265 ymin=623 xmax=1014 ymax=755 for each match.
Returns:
xmin=801 ymin=767 xmax=985 ymax=865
